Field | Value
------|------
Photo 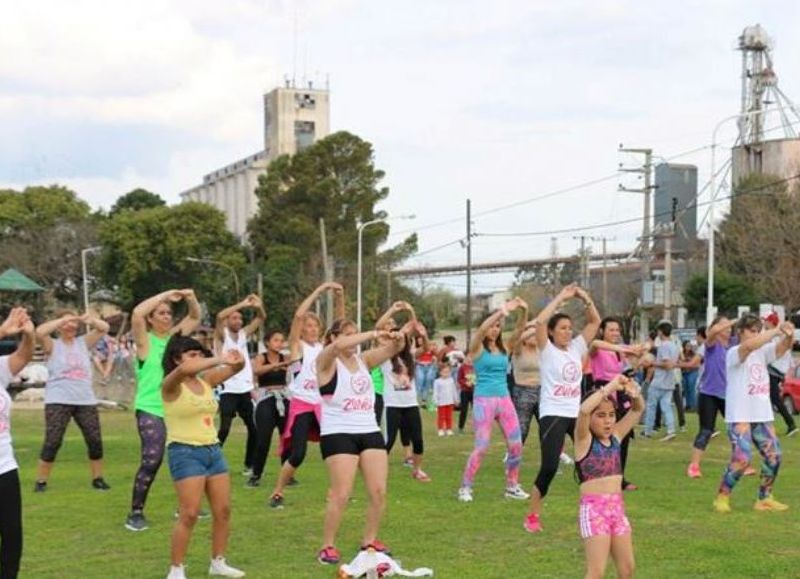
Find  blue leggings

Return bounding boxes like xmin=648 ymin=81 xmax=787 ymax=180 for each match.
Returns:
xmin=719 ymin=422 xmax=781 ymax=499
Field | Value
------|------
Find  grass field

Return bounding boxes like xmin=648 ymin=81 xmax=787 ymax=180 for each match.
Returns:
xmin=10 ymin=407 xmax=800 ymax=578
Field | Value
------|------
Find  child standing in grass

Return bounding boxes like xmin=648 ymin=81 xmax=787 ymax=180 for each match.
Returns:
xmin=433 ymin=363 xmax=458 ymax=436
xmin=574 ymin=375 xmax=643 ymax=579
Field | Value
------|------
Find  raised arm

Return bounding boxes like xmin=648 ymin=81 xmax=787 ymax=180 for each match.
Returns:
xmin=316 ymin=329 xmax=399 ymax=385
xmin=162 ymin=350 xmax=244 ymax=396
xmin=613 ymin=380 xmax=644 ymax=439
xmin=82 ymin=313 xmax=110 ymax=350
xmin=173 ymin=289 xmax=201 ymax=337
xmin=362 ymin=323 xmax=412 ymax=369
xmin=333 ymin=283 xmax=346 ymax=321
xmin=575 ymin=376 xmax=626 ymax=456
xmin=375 ymin=301 xmax=415 ymax=330
xmin=35 ymin=314 xmax=75 ymax=356
xmin=469 ymin=308 xmax=505 ymax=359
xmin=506 ymin=299 xmax=530 ymax=354
xmin=737 ymin=327 xmax=786 ymax=362
xmin=706 ymin=318 xmax=736 ymax=347
xmin=0 ymin=308 xmax=36 ymax=376
xmin=575 ymin=287 xmax=601 ymax=345
xmin=288 ymin=282 xmax=338 ymax=359
xmin=243 ymin=295 xmax=266 ymax=337
xmin=132 ymin=289 xmax=183 ymax=358
xmin=775 ymin=322 xmax=796 ymax=359
xmin=215 ymin=297 xmax=251 ymax=342
xmin=534 ymin=284 xmax=578 ymax=350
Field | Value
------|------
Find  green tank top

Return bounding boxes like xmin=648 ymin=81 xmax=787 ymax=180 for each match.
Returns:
xmin=370 ymin=366 xmax=384 ymax=395
xmin=134 ymin=332 xmax=169 ymax=417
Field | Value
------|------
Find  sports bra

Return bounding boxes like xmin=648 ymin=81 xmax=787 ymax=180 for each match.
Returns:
xmin=575 ymin=435 xmax=622 ymax=483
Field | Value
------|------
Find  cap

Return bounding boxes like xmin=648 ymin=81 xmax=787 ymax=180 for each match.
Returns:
xmin=763 ymin=312 xmax=780 ymax=326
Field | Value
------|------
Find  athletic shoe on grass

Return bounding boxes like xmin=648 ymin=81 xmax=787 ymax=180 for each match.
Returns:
xmin=523 ymin=512 xmax=542 ymax=533
xmin=754 ymin=496 xmax=789 ymax=512
xmin=124 ymin=510 xmax=149 ymax=532
xmin=209 ymin=556 xmax=245 ymax=577
xmin=713 ymin=494 xmax=731 ymax=513
xmin=687 ymin=463 xmax=702 ymax=479
xmin=318 ymin=546 xmax=341 ymax=565
xmin=92 ymin=477 xmax=111 ymax=491
xmin=457 ymin=486 xmax=473 ymax=502
xmin=504 ymin=484 xmax=530 ymax=500
xmin=269 ymin=493 xmax=285 ymax=509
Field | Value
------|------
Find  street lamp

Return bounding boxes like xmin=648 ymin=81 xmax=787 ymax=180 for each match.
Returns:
xmin=185 ymin=257 xmax=240 ymax=299
xmin=706 ymin=109 xmax=771 ymax=325
xmin=356 ymin=214 xmax=415 ymax=332
xmin=81 ymin=246 xmax=102 ymax=312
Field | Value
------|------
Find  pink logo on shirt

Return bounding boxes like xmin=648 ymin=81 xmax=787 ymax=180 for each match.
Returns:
xmin=562 ymin=361 xmax=580 ymax=383
xmin=350 ymin=373 xmax=370 ymax=395
xmin=748 ymin=364 xmax=765 ymax=383
xmin=0 ymin=395 xmax=8 ymax=434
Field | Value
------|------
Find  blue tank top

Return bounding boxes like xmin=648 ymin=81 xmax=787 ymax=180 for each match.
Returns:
xmin=473 ymin=349 xmax=509 ymax=398
xmin=575 ymin=435 xmax=622 ymax=483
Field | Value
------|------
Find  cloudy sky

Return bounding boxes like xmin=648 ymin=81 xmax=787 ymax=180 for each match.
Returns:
xmin=2 ymin=0 xmax=799 ymax=293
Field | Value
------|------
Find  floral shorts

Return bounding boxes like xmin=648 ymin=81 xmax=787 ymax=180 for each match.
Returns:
xmin=578 ymin=492 xmax=631 ymax=539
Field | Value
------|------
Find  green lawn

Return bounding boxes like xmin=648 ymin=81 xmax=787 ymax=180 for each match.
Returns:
xmin=10 ymin=407 xmax=800 ymax=578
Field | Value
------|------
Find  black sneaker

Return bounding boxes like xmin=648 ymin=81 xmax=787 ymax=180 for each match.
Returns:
xmin=92 ymin=477 xmax=111 ymax=491
xmin=33 ymin=480 xmax=47 ymax=493
xmin=287 ymin=476 xmax=299 ymax=487
xmin=124 ymin=511 xmax=149 ymax=532
xmin=269 ymin=493 xmax=285 ymax=509
xmin=245 ymin=476 xmax=260 ymax=488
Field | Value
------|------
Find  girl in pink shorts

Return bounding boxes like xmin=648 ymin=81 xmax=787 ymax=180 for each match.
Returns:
xmin=574 ymin=375 xmax=643 ymax=579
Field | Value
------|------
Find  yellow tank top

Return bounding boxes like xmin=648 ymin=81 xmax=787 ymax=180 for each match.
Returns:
xmin=164 ymin=378 xmax=219 ymax=446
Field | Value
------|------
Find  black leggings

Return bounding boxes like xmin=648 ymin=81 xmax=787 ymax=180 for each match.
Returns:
xmin=534 ymin=415 xmax=575 ymax=498
xmin=385 ymin=406 xmax=424 ymax=455
xmin=511 ymin=384 xmax=540 ymax=445
xmin=283 ymin=411 xmax=319 ymax=469
xmin=252 ymin=396 xmax=287 ymax=479
xmin=0 ymin=469 xmax=22 ymax=579
xmin=693 ymin=394 xmax=725 ymax=451
xmin=40 ymin=404 xmax=103 ymax=462
xmin=458 ymin=390 xmax=474 ymax=431
xmin=217 ymin=392 xmax=257 ymax=468
xmin=131 ymin=410 xmax=166 ymax=512
xmin=769 ymin=372 xmax=797 ymax=432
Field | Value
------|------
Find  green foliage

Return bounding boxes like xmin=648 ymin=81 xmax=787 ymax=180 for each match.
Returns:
xmin=109 ymin=188 xmax=166 ymax=216
xmin=0 ymin=185 xmax=98 ymax=302
xmin=98 ymin=202 xmax=247 ymax=312
xmin=684 ymin=269 xmax=761 ymax=319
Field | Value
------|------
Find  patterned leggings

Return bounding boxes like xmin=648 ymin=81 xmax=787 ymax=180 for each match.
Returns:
xmin=461 ymin=396 xmax=522 ymax=488
xmin=719 ymin=422 xmax=781 ymax=500
xmin=511 ymin=384 xmax=540 ymax=445
xmin=130 ymin=411 xmax=166 ymax=512
xmin=40 ymin=404 xmax=103 ymax=462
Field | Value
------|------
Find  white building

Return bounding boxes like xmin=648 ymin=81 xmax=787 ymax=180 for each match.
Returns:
xmin=180 ymin=83 xmax=331 ymax=239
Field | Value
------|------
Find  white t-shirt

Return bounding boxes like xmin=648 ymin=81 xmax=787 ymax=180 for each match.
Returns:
xmin=0 ymin=356 xmax=18 ymax=475
xmin=539 ymin=335 xmax=588 ymax=419
xmin=220 ymin=328 xmax=254 ymax=394
xmin=725 ymin=342 xmax=777 ymax=423
xmin=382 ymin=361 xmax=418 ymax=408
xmin=433 ymin=376 xmax=459 ymax=406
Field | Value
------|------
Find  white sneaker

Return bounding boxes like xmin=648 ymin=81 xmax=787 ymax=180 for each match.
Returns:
xmin=438 ymin=430 xmax=445 ymax=436
xmin=209 ymin=557 xmax=245 ymax=577
xmin=660 ymin=433 xmax=676 ymax=442
xmin=446 ymin=430 xmax=454 ymax=436
xmin=559 ymin=452 xmax=574 ymax=465
xmin=457 ymin=486 xmax=473 ymax=502
xmin=241 ymin=467 xmax=253 ymax=477
xmin=504 ymin=484 xmax=530 ymax=500
xmin=166 ymin=565 xmax=186 ymax=579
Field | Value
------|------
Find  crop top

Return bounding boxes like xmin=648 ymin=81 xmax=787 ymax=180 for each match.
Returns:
xmin=575 ymin=435 xmax=622 ymax=483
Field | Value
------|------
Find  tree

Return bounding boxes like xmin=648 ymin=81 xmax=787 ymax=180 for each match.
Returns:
xmin=683 ymin=270 xmax=761 ymax=320
xmin=717 ymin=173 xmax=800 ymax=308
xmin=109 ymin=188 xmax=166 ymax=216
xmin=0 ymin=185 xmax=99 ymax=301
xmin=248 ymin=131 xmax=417 ymax=327
xmin=98 ymin=202 xmax=247 ymax=312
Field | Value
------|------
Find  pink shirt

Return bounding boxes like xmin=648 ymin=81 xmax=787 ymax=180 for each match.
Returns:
xmin=590 ymin=349 xmax=624 ymax=383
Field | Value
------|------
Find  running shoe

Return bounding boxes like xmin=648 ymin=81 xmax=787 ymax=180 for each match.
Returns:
xmin=710 ymin=430 xmax=720 ymax=439
xmin=505 ymin=484 xmax=530 ymax=500
xmin=241 ymin=467 xmax=254 ymax=477
xmin=754 ymin=496 xmax=789 ymax=512
xmin=559 ymin=452 xmax=574 ymax=465
xmin=713 ymin=493 xmax=731 ymax=513
xmin=743 ymin=466 xmax=757 ymax=476
xmin=209 ymin=556 xmax=246 ymax=577
xmin=33 ymin=480 xmax=47 ymax=493
xmin=360 ymin=539 xmax=391 ymax=555
xmin=437 ymin=429 xmax=445 ymax=437
xmin=287 ymin=476 xmax=300 ymax=486
xmin=457 ymin=486 xmax=473 ymax=503
xmin=92 ymin=477 xmax=111 ymax=491
xmin=523 ymin=512 xmax=543 ymax=533
xmin=446 ymin=430 xmax=454 ymax=436
xmin=317 ymin=546 xmax=340 ymax=565
xmin=124 ymin=510 xmax=149 ymax=532
xmin=166 ymin=564 xmax=187 ymax=579
xmin=269 ymin=493 xmax=285 ymax=509
xmin=411 ymin=469 xmax=431 ymax=483
xmin=245 ymin=476 xmax=260 ymax=488
xmin=787 ymin=428 xmax=799 ymax=438
xmin=659 ymin=433 xmax=676 ymax=442
xmin=687 ymin=463 xmax=702 ymax=479
xmin=402 ymin=457 xmax=414 ymax=468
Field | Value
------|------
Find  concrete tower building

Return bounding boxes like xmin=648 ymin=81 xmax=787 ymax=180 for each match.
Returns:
xmin=181 ymin=83 xmax=331 ymax=239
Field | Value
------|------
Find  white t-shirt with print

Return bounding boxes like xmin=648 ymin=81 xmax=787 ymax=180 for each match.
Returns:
xmin=0 ymin=356 xmax=18 ymax=475
xmin=539 ymin=335 xmax=588 ymax=419
xmin=382 ymin=361 xmax=418 ymax=408
xmin=725 ymin=342 xmax=776 ymax=423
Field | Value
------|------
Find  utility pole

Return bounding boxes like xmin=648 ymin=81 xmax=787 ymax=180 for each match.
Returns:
xmin=619 ymin=146 xmax=654 ymax=339
xmin=663 ymin=197 xmax=678 ymax=323
xmin=466 ymin=199 xmax=473 ymax=348
xmin=319 ymin=218 xmax=333 ymax=327
xmin=572 ymin=235 xmax=591 ymax=288
xmin=590 ymin=236 xmax=615 ymax=309
xmin=386 ymin=270 xmax=392 ymax=309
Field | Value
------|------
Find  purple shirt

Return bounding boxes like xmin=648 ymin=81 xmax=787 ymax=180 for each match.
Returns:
xmin=699 ymin=341 xmax=730 ymax=399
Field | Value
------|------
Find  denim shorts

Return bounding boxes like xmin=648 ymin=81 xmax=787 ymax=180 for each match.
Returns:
xmin=167 ymin=442 xmax=228 ymax=482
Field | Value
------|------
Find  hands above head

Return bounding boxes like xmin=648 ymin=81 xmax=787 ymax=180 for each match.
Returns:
xmin=222 ymin=349 xmax=243 ymax=366
xmin=779 ymin=321 xmax=795 ymax=339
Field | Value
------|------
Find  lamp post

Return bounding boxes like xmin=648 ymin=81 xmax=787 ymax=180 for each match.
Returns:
xmin=357 ymin=214 xmax=415 ymax=331
xmin=706 ymin=109 xmax=769 ymax=325
xmin=81 ymin=246 xmax=102 ymax=312
xmin=185 ymin=257 xmax=240 ymax=299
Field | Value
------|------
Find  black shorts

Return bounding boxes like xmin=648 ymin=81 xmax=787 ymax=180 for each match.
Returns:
xmin=320 ymin=431 xmax=386 ymax=460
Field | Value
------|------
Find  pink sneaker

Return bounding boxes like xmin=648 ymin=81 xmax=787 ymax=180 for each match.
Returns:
xmin=687 ymin=463 xmax=702 ymax=479
xmin=523 ymin=512 xmax=542 ymax=533
xmin=412 ymin=469 xmax=431 ymax=482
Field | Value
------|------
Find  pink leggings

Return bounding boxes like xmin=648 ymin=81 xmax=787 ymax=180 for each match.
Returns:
xmin=461 ymin=396 xmax=522 ymax=488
